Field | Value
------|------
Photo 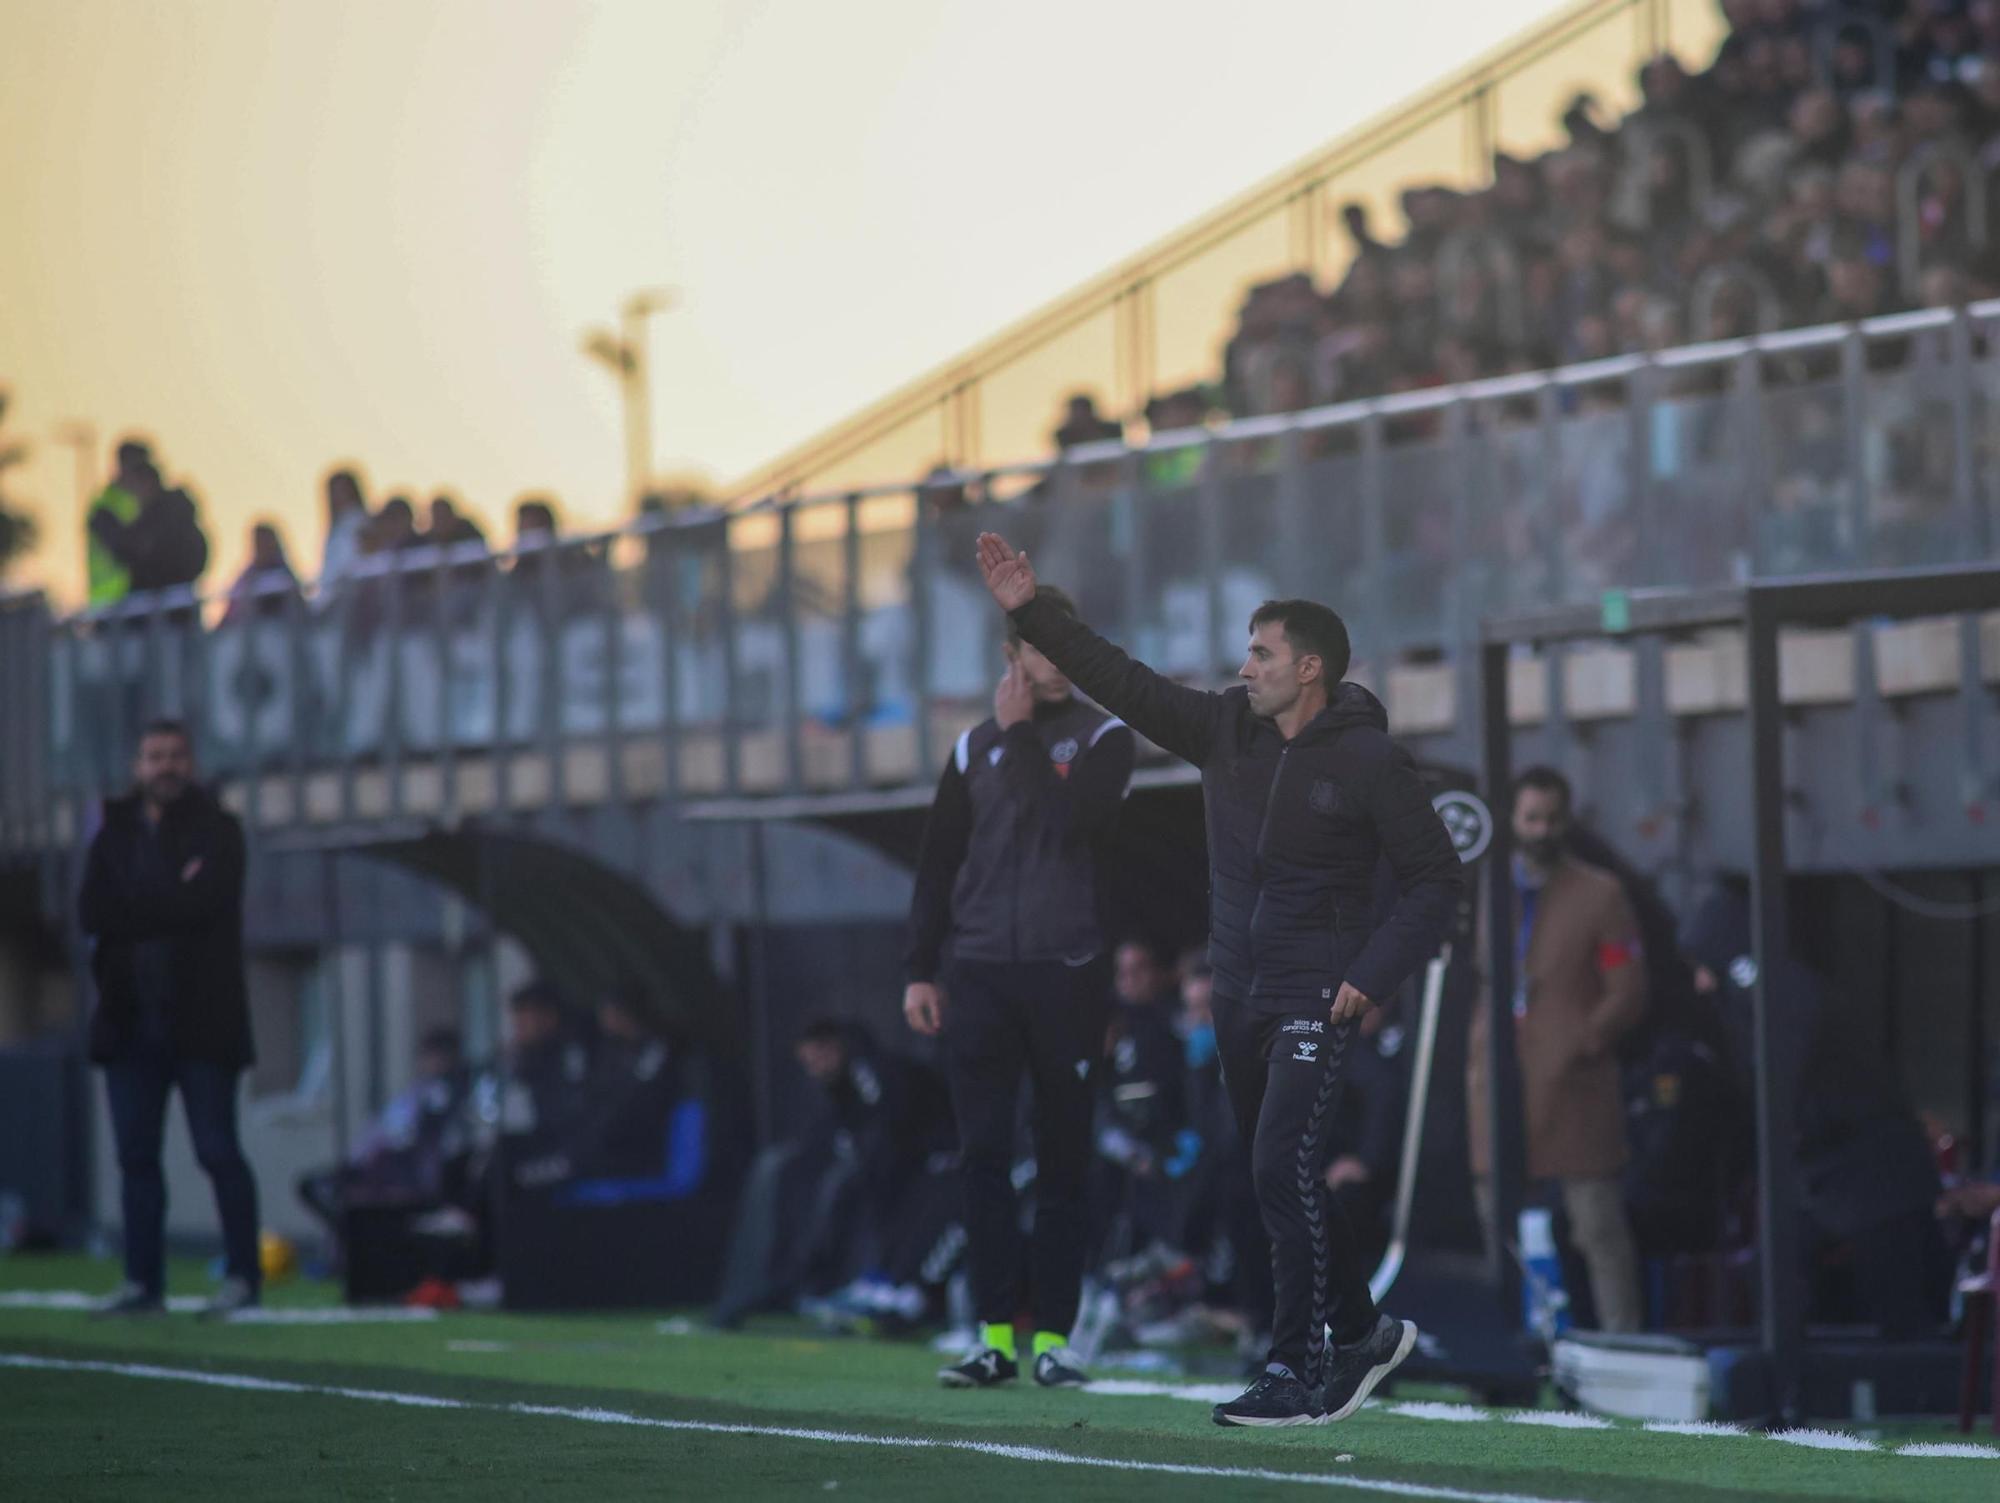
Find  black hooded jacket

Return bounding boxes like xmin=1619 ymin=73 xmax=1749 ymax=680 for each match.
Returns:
xmin=78 ymin=785 xmax=250 ymax=1067
xmin=1008 ymin=593 xmax=1461 ymax=1012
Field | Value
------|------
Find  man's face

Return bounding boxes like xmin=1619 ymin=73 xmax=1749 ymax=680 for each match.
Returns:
xmin=1115 ymin=944 xmax=1168 ymax=1005
xmin=597 ymin=1003 xmax=645 ymax=1042
xmin=134 ymin=731 xmax=193 ymax=807
xmin=1512 ymin=786 xmax=1570 ymax=866
xmin=417 ymin=1046 xmax=459 ymax=1082
xmin=795 ymin=1039 xmax=843 ymax=1085
xmin=1239 ymin=621 xmax=1314 ymax=720
xmin=1006 ymin=640 xmax=1071 ymax=702
xmin=508 ymin=1003 xmax=558 ymax=1051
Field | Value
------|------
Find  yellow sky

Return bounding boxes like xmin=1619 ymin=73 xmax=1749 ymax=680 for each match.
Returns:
xmin=2 ymin=0 xmax=1569 ymax=608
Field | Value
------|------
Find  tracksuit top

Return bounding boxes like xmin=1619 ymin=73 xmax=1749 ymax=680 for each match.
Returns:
xmin=905 ymin=696 xmax=1136 ymax=981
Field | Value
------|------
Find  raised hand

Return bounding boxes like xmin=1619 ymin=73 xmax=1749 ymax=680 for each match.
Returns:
xmin=976 ymin=532 xmax=1037 ymax=613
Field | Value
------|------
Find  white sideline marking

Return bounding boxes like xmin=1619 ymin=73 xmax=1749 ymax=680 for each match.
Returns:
xmin=0 ymin=1351 xmax=1601 ymax=1503
xmin=1642 ymin=1421 xmax=1745 ymax=1438
xmin=225 ymin=1307 xmax=439 ymax=1326
xmin=1503 ymin=1412 xmax=1611 ymax=1431
xmin=1385 ymin=1403 xmax=1489 ymax=1423
xmin=1770 ymin=1429 xmax=1877 ymax=1452
xmin=0 ymin=1290 xmax=436 ymax=1323
xmin=1894 ymin=1442 xmax=2000 ymax=1459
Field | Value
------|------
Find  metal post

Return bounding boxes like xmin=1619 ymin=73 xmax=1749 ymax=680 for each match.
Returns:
xmin=1536 ymin=383 xmax=1566 ymax=602
xmin=384 ymin=561 xmax=406 ymax=821
xmin=655 ymin=524 xmax=683 ymax=803
xmin=1477 ymin=636 xmax=1525 ymax=1305
xmin=489 ymin=558 xmax=512 ymax=816
xmin=777 ymin=505 xmax=802 ymax=794
xmin=1120 ymin=450 xmax=1146 ymax=653
xmin=1360 ymin=414 xmax=1387 ymax=650
xmin=1948 ymin=308 xmax=1988 ymax=557
xmin=1744 ymin=587 xmax=1805 ymax=1425
xmin=320 ymin=847 xmax=353 ymax=1171
xmin=1840 ymin=330 xmax=1872 ymax=566
xmin=437 ymin=555 xmax=459 ymax=821
xmin=286 ymin=584 xmax=310 ymax=832
xmin=603 ymin=542 xmax=627 ymax=813
xmin=1629 ymin=361 xmax=1659 ymax=585
xmin=911 ymin=484 xmax=936 ymax=779
xmin=1198 ymin=440 xmax=1227 ymax=676
xmin=842 ymin=494 xmax=865 ymax=789
xmin=717 ymin=519 xmax=742 ymax=796
xmin=539 ymin=546 xmax=565 ymax=810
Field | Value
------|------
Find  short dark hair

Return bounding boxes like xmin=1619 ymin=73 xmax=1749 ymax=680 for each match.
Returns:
xmin=1248 ymin=600 xmax=1351 ymax=683
xmin=1512 ymin=765 xmax=1572 ymax=811
xmin=137 ymin=717 xmax=190 ymax=749
xmin=418 ymin=1026 xmax=463 ymax=1057
xmin=796 ymin=1016 xmax=849 ymax=1049
xmin=1006 ymin=584 xmax=1078 ymax=648
xmin=508 ymin=980 xmax=564 ymax=1015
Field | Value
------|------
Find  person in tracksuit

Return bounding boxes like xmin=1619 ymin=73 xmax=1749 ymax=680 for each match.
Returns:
xmin=975 ymin=532 xmax=1461 ymax=1426
xmin=904 ymin=586 xmax=1136 ymax=1390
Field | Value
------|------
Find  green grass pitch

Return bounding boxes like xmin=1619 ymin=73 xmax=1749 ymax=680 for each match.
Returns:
xmin=2 ymin=1254 xmax=1995 ymax=1501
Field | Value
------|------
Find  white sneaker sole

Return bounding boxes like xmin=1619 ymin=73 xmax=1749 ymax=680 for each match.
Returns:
xmin=1213 ymin=1409 xmax=1325 ymax=1428
xmin=937 ymin=1369 xmax=1016 ymax=1388
xmin=1320 ymin=1319 xmax=1418 ymax=1424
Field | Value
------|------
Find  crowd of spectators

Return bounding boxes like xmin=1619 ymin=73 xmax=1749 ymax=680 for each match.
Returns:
xmin=1043 ymin=0 xmax=2000 ymax=443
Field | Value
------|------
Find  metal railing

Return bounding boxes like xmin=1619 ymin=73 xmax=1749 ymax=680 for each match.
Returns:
xmin=9 ymin=299 xmax=2000 ymax=836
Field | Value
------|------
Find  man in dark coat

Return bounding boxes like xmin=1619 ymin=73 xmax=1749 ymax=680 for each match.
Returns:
xmin=78 ymin=718 xmax=259 ymax=1316
xmin=976 ymin=531 xmax=1462 ymax=1426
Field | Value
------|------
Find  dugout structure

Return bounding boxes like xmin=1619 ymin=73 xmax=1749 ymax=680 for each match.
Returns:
xmin=1477 ymin=561 xmax=2000 ymax=1426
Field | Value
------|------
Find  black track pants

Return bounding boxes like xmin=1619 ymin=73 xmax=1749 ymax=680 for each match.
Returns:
xmin=942 ymin=956 xmax=1109 ymax=1335
xmin=1215 ymin=995 xmax=1380 ymax=1383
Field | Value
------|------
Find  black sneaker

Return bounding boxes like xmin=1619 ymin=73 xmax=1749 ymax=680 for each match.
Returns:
xmin=1032 ymin=1347 xmax=1088 ymax=1388
xmin=937 ymin=1346 xmax=1018 ymax=1388
xmin=1319 ymin=1312 xmax=1418 ymax=1423
xmin=91 ymin=1282 xmax=164 ymax=1318
xmin=1211 ymin=1366 xmax=1325 ymax=1427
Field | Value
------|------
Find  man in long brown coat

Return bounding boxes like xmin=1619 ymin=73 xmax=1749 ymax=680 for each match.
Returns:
xmin=1468 ymin=766 xmax=1647 ymax=1332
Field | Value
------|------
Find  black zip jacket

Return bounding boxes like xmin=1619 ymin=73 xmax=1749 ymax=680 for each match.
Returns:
xmin=905 ymin=696 xmax=1135 ymax=982
xmin=1008 ymin=592 xmax=1461 ymax=1012
xmin=78 ymin=785 xmax=251 ymax=1067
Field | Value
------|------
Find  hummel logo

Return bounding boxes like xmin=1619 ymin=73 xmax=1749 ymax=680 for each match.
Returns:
xmin=1074 ymin=1060 xmax=1089 ymax=1080
xmin=1293 ymin=1041 xmax=1319 ymax=1062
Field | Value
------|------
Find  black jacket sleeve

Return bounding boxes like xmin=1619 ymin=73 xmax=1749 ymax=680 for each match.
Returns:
xmin=1342 ymin=738 xmax=1462 ymax=1002
xmin=996 ymin=720 xmax=1134 ymax=842
xmin=905 ymin=756 xmax=971 ymax=984
xmin=1007 ymin=593 xmax=1227 ymax=768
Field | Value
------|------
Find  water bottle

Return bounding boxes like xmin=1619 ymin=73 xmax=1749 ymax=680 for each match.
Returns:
xmin=1519 ymin=1207 xmax=1572 ymax=1342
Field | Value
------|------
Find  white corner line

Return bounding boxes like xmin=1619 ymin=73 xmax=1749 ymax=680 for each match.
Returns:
xmin=0 ymin=1351 xmax=1596 ymax=1503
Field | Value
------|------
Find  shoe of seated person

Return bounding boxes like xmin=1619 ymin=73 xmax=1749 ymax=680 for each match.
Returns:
xmin=91 ymin=1282 xmax=164 ymax=1318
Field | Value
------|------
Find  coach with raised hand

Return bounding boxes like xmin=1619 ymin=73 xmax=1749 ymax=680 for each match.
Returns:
xmin=976 ymin=532 xmax=1460 ymax=1427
